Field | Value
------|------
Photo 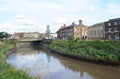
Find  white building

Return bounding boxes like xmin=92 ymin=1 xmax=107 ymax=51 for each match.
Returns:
xmin=50 ymin=33 xmax=57 ymax=39
xmin=23 ymin=32 xmax=40 ymax=39
xmin=88 ymin=22 xmax=105 ymax=39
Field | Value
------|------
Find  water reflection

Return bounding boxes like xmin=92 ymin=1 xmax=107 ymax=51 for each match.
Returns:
xmin=7 ymin=43 xmax=120 ymax=79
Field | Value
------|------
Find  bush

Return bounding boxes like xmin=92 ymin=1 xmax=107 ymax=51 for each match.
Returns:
xmin=0 ymin=41 xmax=4 ymax=48
xmin=49 ymin=40 xmax=120 ymax=62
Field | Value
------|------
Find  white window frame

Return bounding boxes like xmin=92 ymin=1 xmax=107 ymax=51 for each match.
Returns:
xmin=115 ymin=34 xmax=118 ymax=39
xmin=114 ymin=22 xmax=117 ymax=25
xmin=114 ymin=27 xmax=117 ymax=32
xmin=108 ymin=34 xmax=111 ymax=39
xmin=108 ymin=28 xmax=111 ymax=32
xmin=108 ymin=22 xmax=111 ymax=26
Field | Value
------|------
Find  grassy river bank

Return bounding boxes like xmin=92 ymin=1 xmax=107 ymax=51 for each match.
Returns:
xmin=0 ymin=40 xmax=34 ymax=79
xmin=49 ymin=40 xmax=120 ymax=65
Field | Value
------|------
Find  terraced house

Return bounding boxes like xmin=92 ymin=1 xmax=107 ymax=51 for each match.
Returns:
xmin=57 ymin=20 xmax=88 ymax=39
xmin=88 ymin=22 xmax=105 ymax=39
xmin=105 ymin=18 xmax=120 ymax=40
xmin=57 ymin=24 xmax=66 ymax=39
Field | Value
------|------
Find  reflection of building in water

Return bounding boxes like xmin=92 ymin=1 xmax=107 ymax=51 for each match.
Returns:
xmin=47 ymin=54 xmax=51 ymax=63
xmin=16 ymin=42 xmax=32 ymax=48
xmin=56 ymin=55 xmax=104 ymax=79
xmin=16 ymin=43 xmax=40 ymax=54
xmin=80 ymin=71 xmax=84 ymax=77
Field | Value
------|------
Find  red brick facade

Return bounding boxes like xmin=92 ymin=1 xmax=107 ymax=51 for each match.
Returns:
xmin=105 ymin=18 xmax=120 ymax=40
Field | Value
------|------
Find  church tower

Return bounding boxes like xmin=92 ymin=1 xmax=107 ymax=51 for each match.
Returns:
xmin=46 ymin=25 xmax=51 ymax=38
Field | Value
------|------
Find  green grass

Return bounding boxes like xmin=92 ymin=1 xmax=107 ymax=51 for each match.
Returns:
xmin=49 ymin=40 xmax=120 ymax=62
xmin=0 ymin=40 xmax=35 ymax=79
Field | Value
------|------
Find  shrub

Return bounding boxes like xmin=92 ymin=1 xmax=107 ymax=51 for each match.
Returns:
xmin=49 ymin=40 xmax=120 ymax=62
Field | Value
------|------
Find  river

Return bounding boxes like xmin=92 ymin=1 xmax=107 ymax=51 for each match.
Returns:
xmin=7 ymin=42 xmax=120 ymax=79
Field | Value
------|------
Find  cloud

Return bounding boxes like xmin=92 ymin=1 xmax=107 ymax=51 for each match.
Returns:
xmin=0 ymin=0 xmax=120 ymax=33
xmin=107 ymin=2 xmax=120 ymax=15
xmin=51 ymin=17 xmax=68 ymax=24
xmin=0 ymin=14 xmax=47 ymax=33
xmin=15 ymin=14 xmax=24 ymax=19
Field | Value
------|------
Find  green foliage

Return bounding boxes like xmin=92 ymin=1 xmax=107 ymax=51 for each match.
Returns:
xmin=0 ymin=41 xmax=34 ymax=79
xmin=0 ymin=32 xmax=9 ymax=40
xmin=49 ymin=40 xmax=120 ymax=62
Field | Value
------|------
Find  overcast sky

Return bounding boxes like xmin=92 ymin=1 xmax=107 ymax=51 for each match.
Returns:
xmin=0 ymin=0 xmax=120 ymax=33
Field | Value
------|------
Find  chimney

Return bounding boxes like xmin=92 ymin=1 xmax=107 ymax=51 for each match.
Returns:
xmin=72 ymin=22 xmax=75 ymax=25
xmin=63 ymin=24 xmax=66 ymax=27
xmin=79 ymin=19 xmax=82 ymax=26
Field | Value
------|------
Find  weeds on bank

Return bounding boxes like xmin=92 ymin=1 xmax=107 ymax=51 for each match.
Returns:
xmin=0 ymin=40 xmax=36 ymax=79
xmin=49 ymin=39 xmax=120 ymax=62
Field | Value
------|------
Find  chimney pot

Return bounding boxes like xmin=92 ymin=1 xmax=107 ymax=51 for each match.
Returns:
xmin=72 ymin=22 xmax=75 ymax=25
xmin=63 ymin=24 xmax=66 ymax=27
xmin=79 ymin=19 xmax=82 ymax=25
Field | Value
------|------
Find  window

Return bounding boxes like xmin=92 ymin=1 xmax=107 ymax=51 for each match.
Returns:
xmin=101 ymin=30 xmax=103 ymax=36
xmin=114 ymin=27 xmax=117 ymax=32
xmin=108 ymin=34 xmax=111 ymax=39
xmin=97 ymin=30 xmax=99 ymax=34
xmin=97 ymin=30 xmax=100 ymax=36
xmin=74 ymin=28 xmax=76 ymax=32
xmin=89 ymin=31 xmax=90 ymax=35
xmin=114 ymin=22 xmax=117 ymax=25
xmin=82 ymin=33 xmax=84 ymax=36
xmin=94 ymin=31 xmax=96 ymax=35
xmin=92 ymin=31 xmax=93 ymax=35
xmin=115 ymin=34 xmax=119 ymax=39
xmin=108 ymin=28 xmax=111 ymax=32
xmin=82 ymin=29 xmax=84 ymax=31
xmin=108 ymin=22 xmax=111 ymax=26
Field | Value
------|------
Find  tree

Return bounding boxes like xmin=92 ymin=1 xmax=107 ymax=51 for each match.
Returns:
xmin=0 ymin=32 xmax=9 ymax=40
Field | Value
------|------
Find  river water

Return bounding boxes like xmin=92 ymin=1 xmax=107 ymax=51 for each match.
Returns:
xmin=7 ymin=42 xmax=120 ymax=79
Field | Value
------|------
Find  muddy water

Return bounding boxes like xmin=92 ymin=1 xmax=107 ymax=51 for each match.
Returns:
xmin=7 ymin=43 xmax=120 ymax=79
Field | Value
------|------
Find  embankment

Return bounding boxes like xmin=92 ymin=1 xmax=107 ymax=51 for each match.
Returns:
xmin=47 ymin=40 xmax=120 ymax=66
xmin=0 ymin=41 xmax=33 ymax=79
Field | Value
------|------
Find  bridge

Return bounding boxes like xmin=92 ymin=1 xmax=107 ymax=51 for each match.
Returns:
xmin=18 ymin=38 xmax=52 ymax=46
xmin=18 ymin=38 xmax=42 ymax=42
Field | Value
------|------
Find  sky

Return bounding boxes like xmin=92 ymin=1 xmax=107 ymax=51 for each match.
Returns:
xmin=0 ymin=0 xmax=120 ymax=33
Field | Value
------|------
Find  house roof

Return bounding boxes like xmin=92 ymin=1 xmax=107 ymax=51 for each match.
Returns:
xmin=109 ymin=18 xmax=120 ymax=21
xmin=64 ymin=23 xmax=87 ymax=30
xmin=91 ymin=22 xmax=104 ymax=27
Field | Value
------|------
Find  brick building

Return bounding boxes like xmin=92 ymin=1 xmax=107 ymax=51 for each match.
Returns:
xmin=105 ymin=18 xmax=120 ymax=40
xmin=57 ymin=19 xmax=88 ymax=39
xmin=57 ymin=24 xmax=66 ymax=39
